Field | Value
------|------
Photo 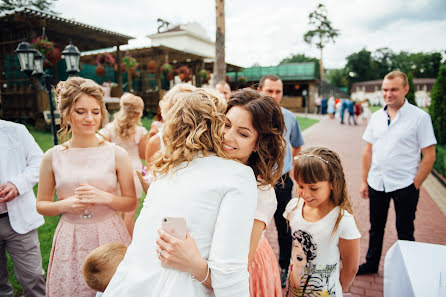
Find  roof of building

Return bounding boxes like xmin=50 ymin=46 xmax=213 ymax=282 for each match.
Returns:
xmin=0 ymin=7 xmax=133 ymax=51
xmin=227 ymin=62 xmax=317 ymax=81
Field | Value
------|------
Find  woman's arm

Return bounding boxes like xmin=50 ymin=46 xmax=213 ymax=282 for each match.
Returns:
xmin=138 ymin=134 xmax=147 ymax=160
xmin=248 ymin=220 xmax=265 ymax=267
xmin=36 ymin=150 xmax=91 ymax=216
xmin=145 ymin=134 xmax=161 ymax=163
xmin=339 ymin=238 xmax=360 ymax=292
xmin=75 ymin=146 xmax=137 ymax=212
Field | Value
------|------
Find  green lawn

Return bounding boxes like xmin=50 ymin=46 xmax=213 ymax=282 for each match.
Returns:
xmin=7 ymin=114 xmax=317 ymax=296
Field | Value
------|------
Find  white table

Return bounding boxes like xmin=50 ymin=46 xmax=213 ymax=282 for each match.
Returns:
xmin=384 ymin=240 xmax=446 ymax=297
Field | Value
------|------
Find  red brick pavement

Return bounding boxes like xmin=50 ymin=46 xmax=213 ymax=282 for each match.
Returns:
xmin=265 ymin=115 xmax=446 ymax=297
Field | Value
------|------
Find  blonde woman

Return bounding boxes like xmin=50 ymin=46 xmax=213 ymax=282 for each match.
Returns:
xmin=36 ymin=77 xmax=136 ymax=297
xmin=104 ymin=89 xmax=258 ymax=297
xmin=145 ymin=83 xmax=196 ymax=162
xmin=99 ymin=93 xmax=147 ymax=236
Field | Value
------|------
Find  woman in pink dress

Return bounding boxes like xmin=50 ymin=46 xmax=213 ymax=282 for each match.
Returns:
xmin=36 ymin=77 xmax=137 ymax=297
xmin=99 ymin=93 xmax=148 ymax=236
xmin=155 ymin=88 xmax=286 ymax=297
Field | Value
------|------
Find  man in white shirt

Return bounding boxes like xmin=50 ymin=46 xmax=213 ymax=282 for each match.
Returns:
xmin=358 ymin=71 xmax=437 ymax=275
xmin=0 ymin=120 xmax=46 ymax=296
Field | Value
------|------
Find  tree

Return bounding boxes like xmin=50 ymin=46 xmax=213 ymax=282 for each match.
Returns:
xmin=278 ymin=53 xmax=320 ymax=78
xmin=345 ymin=48 xmax=374 ymax=91
xmin=325 ymin=68 xmax=347 ymax=88
xmin=406 ymin=72 xmax=417 ymax=106
xmin=0 ymin=0 xmax=58 ymax=13
xmin=303 ymin=3 xmax=339 ymax=82
xmin=213 ymin=0 xmax=226 ymax=86
xmin=429 ymin=65 xmax=446 ymax=145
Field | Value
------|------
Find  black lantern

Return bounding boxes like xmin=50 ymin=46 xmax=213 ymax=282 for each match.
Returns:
xmin=62 ymin=42 xmax=80 ymax=75
xmin=32 ymin=50 xmax=44 ymax=78
xmin=15 ymin=41 xmax=35 ymax=76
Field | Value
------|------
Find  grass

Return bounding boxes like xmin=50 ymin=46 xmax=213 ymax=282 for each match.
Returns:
xmin=7 ymin=114 xmax=317 ymax=296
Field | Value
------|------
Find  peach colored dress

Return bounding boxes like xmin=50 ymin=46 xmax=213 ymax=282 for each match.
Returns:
xmin=248 ymin=185 xmax=282 ymax=297
xmin=100 ymin=123 xmax=147 ymax=198
xmin=46 ymin=142 xmax=131 ymax=297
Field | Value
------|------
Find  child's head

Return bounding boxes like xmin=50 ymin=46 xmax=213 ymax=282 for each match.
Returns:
xmin=293 ymin=146 xmax=354 ymax=234
xmin=82 ymin=242 xmax=127 ymax=292
xmin=113 ymin=93 xmax=144 ymax=139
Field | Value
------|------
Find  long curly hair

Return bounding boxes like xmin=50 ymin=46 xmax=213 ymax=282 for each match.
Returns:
xmin=227 ymin=88 xmax=286 ymax=187
xmin=159 ymin=83 xmax=196 ymax=120
xmin=54 ymin=77 xmax=108 ymax=147
xmin=150 ymin=88 xmax=228 ymax=177
xmin=112 ymin=93 xmax=144 ymax=139
xmin=293 ymin=146 xmax=355 ymax=237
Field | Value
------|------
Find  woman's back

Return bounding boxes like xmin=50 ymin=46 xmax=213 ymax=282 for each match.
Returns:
xmin=104 ymin=154 xmax=258 ymax=297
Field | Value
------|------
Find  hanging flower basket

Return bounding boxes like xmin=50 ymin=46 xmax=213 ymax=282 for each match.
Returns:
xmin=176 ymin=66 xmax=191 ymax=82
xmin=199 ymin=69 xmax=210 ymax=83
xmin=96 ymin=53 xmax=115 ymax=67
xmin=225 ymin=75 xmax=231 ymax=83
xmin=237 ymin=76 xmax=248 ymax=84
xmin=166 ymin=72 xmax=174 ymax=81
xmin=122 ymin=56 xmax=138 ymax=72
xmin=95 ymin=65 xmax=106 ymax=77
xmin=46 ymin=47 xmax=62 ymax=65
xmin=148 ymin=60 xmax=157 ymax=72
xmin=160 ymin=63 xmax=173 ymax=75
xmin=32 ymin=36 xmax=55 ymax=57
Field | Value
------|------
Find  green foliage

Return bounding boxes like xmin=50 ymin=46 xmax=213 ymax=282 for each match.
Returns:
xmin=345 ymin=48 xmax=374 ymax=90
xmin=0 ymin=0 xmax=58 ymax=13
xmin=279 ymin=53 xmax=320 ymax=79
xmin=325 ymin=68 xmax=347 ymax=88
xmin=303 ymin=3 xmax=340 ymax=50
xmin=429 ymin=65 xmax=446 ymax=145
xmin=433 ymin=145 xmax=446 ymax=178
xmin=406 ymin=72 xmax=416 ymax=106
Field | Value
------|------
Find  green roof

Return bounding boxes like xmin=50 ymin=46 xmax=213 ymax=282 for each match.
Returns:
xmin=227 ymin=62 xmax=317 ymax=82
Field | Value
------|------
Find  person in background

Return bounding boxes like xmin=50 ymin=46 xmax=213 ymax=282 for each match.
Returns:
xmin=36 ymin=77 xmax=136 ymax=297
xmin=358 ymin=70 xmax=436 ymax=275
xmin=145 ymin=84 xmax=196 ymax=163
xmin=257 ymin=74 xmax=304 ymax=287
xmin=99 ymin=93 xmax=148 ymax=236
xmin=215 ymin=81 xmax=231 ymax=102
xmin=347 ymin=98 xmax=357 ymax=125
xmin=0 ymin=120 xmax=46 ymax=297
xmin=327 ymin=96 xmax=335 ymax=119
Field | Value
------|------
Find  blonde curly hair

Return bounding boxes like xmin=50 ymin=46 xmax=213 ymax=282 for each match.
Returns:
xmin=112 ymin=93 xmax=144 ymax=139
xmin=159 ymin=83 xmax=196 ymax=120
xmin=150 ymin=88 xmax=228 ymax=177
xmin=54 ymin=77 xmax=108 ymax=146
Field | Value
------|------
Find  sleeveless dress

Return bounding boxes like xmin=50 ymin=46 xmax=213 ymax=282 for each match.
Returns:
xmin=46 ymin=142 xmax=131 ymax=297
xmin=100 ymin=123 xmax=148 ymax=198
xmin=248 ymin=185 xmax=282 ymax=297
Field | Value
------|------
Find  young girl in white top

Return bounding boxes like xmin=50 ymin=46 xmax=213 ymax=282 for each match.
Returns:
xmin=284 ymin=146 xmax=360 ymax=297
xmin=99 ymin=93 xmax=147 ymax=236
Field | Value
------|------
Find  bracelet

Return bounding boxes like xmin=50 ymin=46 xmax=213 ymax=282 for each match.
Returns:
xmin=192 ymin=260 xmax=210 ymax=284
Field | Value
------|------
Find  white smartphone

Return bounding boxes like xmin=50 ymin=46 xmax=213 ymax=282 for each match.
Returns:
xmin=161 ymin=217 xmax=187 ymax=240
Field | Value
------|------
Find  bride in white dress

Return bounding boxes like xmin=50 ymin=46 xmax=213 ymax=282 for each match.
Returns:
xmin=103 ymin=89 xmax=257 ymax=297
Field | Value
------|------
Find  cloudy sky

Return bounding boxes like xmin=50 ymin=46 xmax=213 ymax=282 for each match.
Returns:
xmin=54 ymin=0 xmax=446 ymax=69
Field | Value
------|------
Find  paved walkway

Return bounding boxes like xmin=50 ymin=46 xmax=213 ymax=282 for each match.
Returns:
xmin=265 ymin=114 xmax=446 ymax=297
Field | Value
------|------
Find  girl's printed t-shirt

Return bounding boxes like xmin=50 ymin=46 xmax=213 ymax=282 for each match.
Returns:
xmin=283 ymin=198 xmax=360 ymax=297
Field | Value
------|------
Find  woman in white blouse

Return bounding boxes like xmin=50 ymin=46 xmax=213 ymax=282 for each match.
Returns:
xmin=156 ymin=89 xmax=287 ymax=297
xmin=103 ymin=89 xmax=258 ymax=297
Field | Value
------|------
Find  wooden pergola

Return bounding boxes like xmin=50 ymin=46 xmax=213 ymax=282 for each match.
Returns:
xmin=81 ymin=45 xmax=241 ymax=112
xmin=0 ymin=7 xmax=133 ymax=124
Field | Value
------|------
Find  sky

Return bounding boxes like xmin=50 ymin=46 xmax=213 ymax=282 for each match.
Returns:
xmin=53 ymin=0 xmax=446 ymax=69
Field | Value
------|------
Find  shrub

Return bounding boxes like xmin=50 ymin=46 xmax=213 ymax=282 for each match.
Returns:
xmin=429 ymin=65 xmax=446 ymax=145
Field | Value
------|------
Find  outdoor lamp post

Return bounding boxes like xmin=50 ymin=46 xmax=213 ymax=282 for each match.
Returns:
xmin=16 ymin=40 xmax=81 ymax=146
xmin=302 ymin=89 xmax=308 ymax=117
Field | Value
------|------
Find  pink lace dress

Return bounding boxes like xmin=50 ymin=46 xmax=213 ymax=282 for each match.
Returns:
xmin=46 ymin=142 xmax=131 ymax=297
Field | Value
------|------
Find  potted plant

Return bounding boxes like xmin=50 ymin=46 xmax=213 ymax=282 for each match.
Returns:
xmin=199 ymin=69 xmax=210 ymax=84
xmin=160 ymin=63 xmax=172 ymax=75
xmin=148 ymin=60 xmax=157 ymax=73
xmin=95 ymin=65 xmax=106 ymax=77
xmin=96 ymin=53 xmax=115 ymax=67
xmin=32 ymin=36 xmax=54 ymax=57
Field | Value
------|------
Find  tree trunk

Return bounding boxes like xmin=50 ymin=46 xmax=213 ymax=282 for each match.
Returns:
xmin=319 ymin=47 xmax=325 ymax=82
xmin=214 ymin=0 xmax=226 ymax=87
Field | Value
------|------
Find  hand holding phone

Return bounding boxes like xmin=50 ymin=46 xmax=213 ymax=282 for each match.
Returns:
xmin=161 ymin=217 xmax=187 ymax=240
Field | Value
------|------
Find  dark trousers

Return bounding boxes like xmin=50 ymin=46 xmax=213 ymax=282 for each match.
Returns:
xmin=273 ymin=173 xmax=294 ymax=270
xmin=365 ymin=183 xmax=420 ymax=268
